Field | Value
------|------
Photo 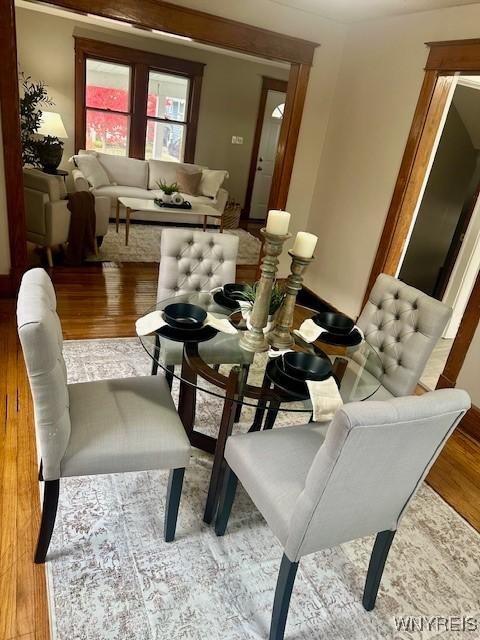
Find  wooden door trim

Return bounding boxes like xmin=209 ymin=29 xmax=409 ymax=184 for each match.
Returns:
xmin=0 ymin=0 xmax=27 ymax=292
xmin=243 ymin=76 xmax=288 ymax=221
xmin=1 ymin=0 xmax=317 ymax=283
xmin=364 ymin=38 xmax=480 ymax=389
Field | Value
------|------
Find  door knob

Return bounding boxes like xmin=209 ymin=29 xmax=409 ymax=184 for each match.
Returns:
xmin=257 ymin=166 xmax=262 ymax=171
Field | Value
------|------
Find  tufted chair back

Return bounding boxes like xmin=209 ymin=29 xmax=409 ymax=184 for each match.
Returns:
xmin=157 ymin=229 xmax=239 ymax=302
xmin=357 ymin=274 xmax=452 ymax=397
xmin=17 ymin=269 xmax=71 ymax=481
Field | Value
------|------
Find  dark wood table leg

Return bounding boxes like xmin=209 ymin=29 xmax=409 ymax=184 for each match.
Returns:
xmin=177 ymin=345 xmax=198 ymax=439
xmin=234 ymin=363 xmax=250 ymax=423
xmin=263 ymin=397 xmax=281 ymax=430
xmin=332 ymin=356 xmax=348 ymax=385
xmin=203 ymin=366 xmax=240 ymax=524
xmin=249 ymin=368 xmax=272 ymax=432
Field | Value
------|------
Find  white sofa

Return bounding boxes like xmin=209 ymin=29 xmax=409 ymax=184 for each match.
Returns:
xmin=71 ymin=151 xmax=229 ymax=227
xmin=23 ymin=168 xmax=110 ymax=267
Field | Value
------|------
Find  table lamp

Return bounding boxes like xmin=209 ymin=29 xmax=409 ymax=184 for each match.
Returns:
xmin=37 ymin=111 xmax=68 ymax=173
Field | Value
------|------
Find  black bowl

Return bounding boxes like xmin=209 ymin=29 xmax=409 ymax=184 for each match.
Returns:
xmin=312 ymin=311 xmax=355 ymax=336
xmin=163 ymin=303 xmax=207 ymax=329
xmin=282 ymin=351 xmax=332 ymax=381
xmin=223 ymin=283 xmax=249 ymax=301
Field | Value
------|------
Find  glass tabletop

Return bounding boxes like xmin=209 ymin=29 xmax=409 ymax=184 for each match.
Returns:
xmin=139 ymin=292 xmax=383 ymax=413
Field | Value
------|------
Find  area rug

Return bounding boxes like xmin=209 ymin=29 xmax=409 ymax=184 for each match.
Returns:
xmin=88 ymin=223 xmax=262 ymax=265
xmin=46 ymin=338 xmax=480 ymax=640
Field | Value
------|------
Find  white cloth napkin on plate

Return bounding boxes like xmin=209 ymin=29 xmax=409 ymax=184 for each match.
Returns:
xmin=267 ymin=347 xmax=293 ymax=359
xmin=307 ymin=377 xmax=343 ymax=422
xmin=294 ymin=318 xmax=365 ymax=343
xmin=135 ymin=310 xmax=237 ymax=336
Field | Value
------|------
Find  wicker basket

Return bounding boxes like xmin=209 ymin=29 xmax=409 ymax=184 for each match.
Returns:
xmin=221 ymin=200 xmax=241 ymax=229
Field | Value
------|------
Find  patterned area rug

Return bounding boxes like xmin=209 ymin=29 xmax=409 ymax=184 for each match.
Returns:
xmin=46 ymin=338 xmax=480 ymax=640
xmin=87 ymin=223 xmax=262 ymax=265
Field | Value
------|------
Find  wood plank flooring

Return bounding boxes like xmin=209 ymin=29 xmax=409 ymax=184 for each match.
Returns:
xmin=1 ymin=258 xmax=479 ymax=640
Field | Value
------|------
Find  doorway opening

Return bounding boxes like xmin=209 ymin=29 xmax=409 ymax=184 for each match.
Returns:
xmin=395 ymin=74 xmax=480 ymax=389
xmin=243 ymin=77 xmax=288 ymax=223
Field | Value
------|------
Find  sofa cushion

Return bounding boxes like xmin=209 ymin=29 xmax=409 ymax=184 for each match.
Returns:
xmin=93 ymin=185 xmax=154 ymax=200
xmin=96 ymin=152 xmax=148 ymax=189
xmin=148 ymin=159 xmax=204 ymax=190
xmin=72 ymin=155 xmax=110 ymax=189
xmin=199 ymin=169 xmax=229 ymax=198
xmin=176 ymin=168 xmax=202 ymax=195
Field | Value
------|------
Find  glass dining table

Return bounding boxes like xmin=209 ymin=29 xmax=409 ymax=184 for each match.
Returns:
xmin=139 ymin=292 xmax=383 ymax=524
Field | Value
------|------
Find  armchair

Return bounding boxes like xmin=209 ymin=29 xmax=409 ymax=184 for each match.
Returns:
xmin=23 ymin=168 xmax=110 ymax=267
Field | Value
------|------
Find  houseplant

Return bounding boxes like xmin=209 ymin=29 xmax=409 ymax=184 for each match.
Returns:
xmin=19 ymin=73 xmax=63 ymax=170
xmin=156 ymin=179 xmax=180 ymax=204
xmin=238 ymin=281 xmax=285 ymax=332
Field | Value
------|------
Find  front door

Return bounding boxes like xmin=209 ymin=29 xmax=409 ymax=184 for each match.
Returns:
xmin=249 ymin=90 xmax=286 ymax=220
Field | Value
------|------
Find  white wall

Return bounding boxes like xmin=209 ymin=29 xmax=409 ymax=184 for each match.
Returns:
xmin=302 ymin=3 xmax=480 ymax=318
xmin=0 ymin=113 xmax=11 ymax=275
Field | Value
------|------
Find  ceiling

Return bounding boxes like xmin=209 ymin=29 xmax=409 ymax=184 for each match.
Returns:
xmin=269 ymin=0 xmax=480 ymax=22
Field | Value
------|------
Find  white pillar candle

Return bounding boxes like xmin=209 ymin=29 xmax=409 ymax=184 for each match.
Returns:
xmin=291 ymin=231 xmax=318 ymax=258
xmin=265 ymin=209 xmax=291 ymax=235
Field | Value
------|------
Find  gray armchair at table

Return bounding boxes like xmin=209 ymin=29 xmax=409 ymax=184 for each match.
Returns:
xmin=17 ymin=268 xmax=190 ymax=564
xmin=356 ymin=274 xmax=452 ymax=399
xmin=152 ymin=229 xmax=254 ymax=390
xmin=23 ymin=168 xmax=110 ymax=267
xmin=215 ymin=389 xmax=470 ymax=640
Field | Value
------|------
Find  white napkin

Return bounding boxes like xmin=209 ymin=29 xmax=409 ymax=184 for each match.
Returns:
xmin=307 ymin=377 xmax=343 ymax=422
xmin=135 ymin=310 xmax=237 ymax=336
xmin=294 ymin=318 xmax=328 ymax=343
xmin=294 ymin=318 xmax=365 ymax=343
xmin=267 ymin=347 xmax=293 ymax=359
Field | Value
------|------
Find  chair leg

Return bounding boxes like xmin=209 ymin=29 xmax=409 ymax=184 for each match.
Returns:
xmin=269 ymin=554 xmax=299 ymax=640
xmin=164 ymin=468 xmax=185 ymax=542
xmin=34 ymin=479 xmax=60 ymax=564
xmin=362 ymin=529 xmax=396 ymax=611
xmin=151 ymin=333 xmax=160 ymax=375
xmin=214 ymin=465 xmax=238 ymax=536
xmin=165 ymin=365 xmax=174 ymax=390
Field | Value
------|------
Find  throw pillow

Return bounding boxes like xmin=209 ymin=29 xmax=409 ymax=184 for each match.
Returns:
xmin=176 ymin=168 xmax=202 ymax=196
xmin=72 ymin=154 xmax=110 ymax=189
xmin=198 ymin=169 xmax=229 ymax=199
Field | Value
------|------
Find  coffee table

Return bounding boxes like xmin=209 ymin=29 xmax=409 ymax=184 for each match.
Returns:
xmin=116 ymin=197 xmax=224 ymax=245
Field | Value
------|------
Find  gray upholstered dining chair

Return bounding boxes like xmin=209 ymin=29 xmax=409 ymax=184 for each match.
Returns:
xmin=152 ymin=228 xmax=253 ymax=390
xmin=215 ymin=389 xmax=470 ymax=640
xmin=17 ymin=268 xmax=190 ymax=564
xmin=356 ymin=274 xmax=452 ymax=399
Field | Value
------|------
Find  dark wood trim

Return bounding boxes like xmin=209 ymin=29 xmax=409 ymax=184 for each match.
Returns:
xmin=36 ymin=0 xmax=318 ymax=65
xmin=269 ymin=63 xmax=311 ymax=210
xmin=438 ymin=269 xmax=480 ymax=386
xmin=243 ymin=76 xmax=288 ymax=220
xmin=458 ymin=404 xmax=480 ymax=443
xmin=0 ymin=274 xmax=13 ymax=298
xmin=74 ymin=36 xmax=204 ymax=161
xmin=0 ymin=0 xmax=28 ymax=280
xmin=426 ymin=39 xmax=480 ymax=71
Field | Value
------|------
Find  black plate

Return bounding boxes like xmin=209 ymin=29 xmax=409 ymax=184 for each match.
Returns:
xmin=315 ymin=328 xmax=363 ymax=347
xmin=213 ymin=290 xmax=240 ymax=311
xmin=223 ymin=283 xmax=249 ymax=301
xmin=283 ymin=351 xmax=332 ymax=381
xmin=265 ymin=360 xmax=310 ymax=400
xmin=312 ymin=311 xmax=355 ymax=335
xmin=163 ymin=303 xmax=207 ymax=329
xmin=156 ymin=324 xmax=218 ymax=343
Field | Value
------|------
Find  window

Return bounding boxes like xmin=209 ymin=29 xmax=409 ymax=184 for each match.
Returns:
xmin=272 ymin=103 xmax=285 ymax=119
xmin=75 ymin=37 xmax=204 ymax=162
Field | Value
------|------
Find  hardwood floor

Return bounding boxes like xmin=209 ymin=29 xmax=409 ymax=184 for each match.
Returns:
xmin=1 ymin=259 xmax=479 ymax=640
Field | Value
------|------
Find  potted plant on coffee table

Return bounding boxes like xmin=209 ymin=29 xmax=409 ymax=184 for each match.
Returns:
xmin=156 ymin=180 xmax=180 ymax=204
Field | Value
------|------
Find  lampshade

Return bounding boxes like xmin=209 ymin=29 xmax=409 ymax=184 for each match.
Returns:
xmin=37 ymin=112 xmax=68 ymax=138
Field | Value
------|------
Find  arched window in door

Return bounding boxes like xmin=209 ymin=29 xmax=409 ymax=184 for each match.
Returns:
xmin=272 ymin=103 xmax=285 ymax=119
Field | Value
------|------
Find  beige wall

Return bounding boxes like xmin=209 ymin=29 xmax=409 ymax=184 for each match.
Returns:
xmin=303 ymin=3 xmax=480 ymax=318
xmin=15 ymin=6 xmax=289 ymax=208
xmin=0 ymin=113 xmax=11 ymax=275
xmin=457 ymin=323 xmax=480 ymax=406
